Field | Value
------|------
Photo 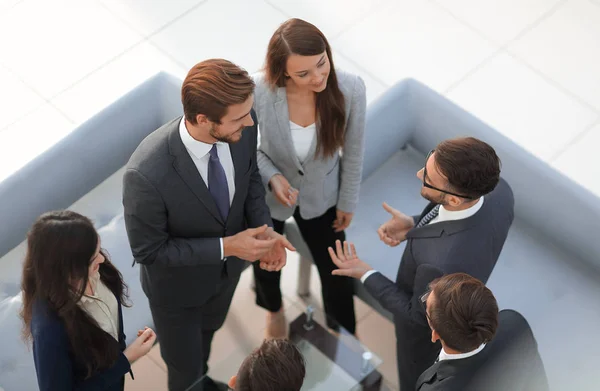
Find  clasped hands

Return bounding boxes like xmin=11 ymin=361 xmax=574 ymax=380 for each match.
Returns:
xmin=223 ymin=224 xmax=295 ymax=272
xmin=328 ymin=202 xmax=415 ymax=279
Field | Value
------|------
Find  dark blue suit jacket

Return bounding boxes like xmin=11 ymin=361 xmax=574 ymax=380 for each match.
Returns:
xmin=31 ymin=296 xmax=131 ymax=391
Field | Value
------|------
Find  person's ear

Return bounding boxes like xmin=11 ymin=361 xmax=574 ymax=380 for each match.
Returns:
xmin=228 ymin=375 xmax=236 ymax=389
xmin=195 ymin=114 xmax=210 ymax=125
xmin=432 ymin=327 xmax=442 ymax=344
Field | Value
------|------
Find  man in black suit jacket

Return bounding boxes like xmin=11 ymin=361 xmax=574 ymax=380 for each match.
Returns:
xmin=123 ymin=59 xmax=293 ymax=391
xmin=328 ymin=137 xmax=514 ymax=390
xmin=416 ymin=273 xmax=548 ymax=391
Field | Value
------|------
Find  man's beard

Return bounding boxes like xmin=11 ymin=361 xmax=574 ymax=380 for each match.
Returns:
xmin=209 ymin=123 xmax=244 ymax=144
xmin=421 ymin=189 xmax=448 ymax=206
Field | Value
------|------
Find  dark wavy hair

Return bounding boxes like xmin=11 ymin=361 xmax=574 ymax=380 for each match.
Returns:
xmin=20 ymin=210 xmax=130 ymax=378
xmin=264 ymin=18 xmax=346 ymax=158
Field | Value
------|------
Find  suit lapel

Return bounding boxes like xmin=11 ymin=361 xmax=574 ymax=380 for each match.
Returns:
xmin=407 ymin=203 xmax=481 ymax=239
xmin=168 ymin=123 xmax=225 ymax=226
xmin=416 ymin=361 xmax=440 ymax=389
xmin=228 ymin=133 xmax=249 ymax=213
xmin=274 ymin=87 xmax=305 ymax=173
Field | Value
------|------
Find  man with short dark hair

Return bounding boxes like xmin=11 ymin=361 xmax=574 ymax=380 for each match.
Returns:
xmin=228 ymin=339 xmax=306 ymax=391
xmin=328 ymin=137 xmax=515 ymax=390
xmin=417 ymin=273 xmax=548 ymax=391
xmin=123 ymin=59 xmax=294 ymax=391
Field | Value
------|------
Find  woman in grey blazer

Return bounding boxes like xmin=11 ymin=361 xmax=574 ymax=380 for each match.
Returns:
xmin=253 ymin=18 xmax=366 ymax=338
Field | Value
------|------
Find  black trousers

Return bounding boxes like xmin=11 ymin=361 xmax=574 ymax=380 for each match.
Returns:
xmin=149 ymin=277 xmax=239 ymax=391
xmin=252 ymin=206 xmax=356 ymax=334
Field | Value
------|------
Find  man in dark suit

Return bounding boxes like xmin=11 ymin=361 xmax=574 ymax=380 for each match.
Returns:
xmin=123 ymin=59 xmax=294 ymax=391
xmin=416 ymin=273 xmax=548 ymax=391
xmin=328 ymin=137 xmax=514 ymax=390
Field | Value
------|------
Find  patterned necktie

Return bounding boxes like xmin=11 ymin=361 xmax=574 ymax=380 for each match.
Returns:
xmin=208 ymin=144 xmax=230 ymax=221
xmin=416 ymin=205 xmax=440 ymax=228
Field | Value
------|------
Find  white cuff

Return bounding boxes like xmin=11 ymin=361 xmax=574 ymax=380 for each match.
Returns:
xmin=220 ymin=238 xmax=224 ymax=261
xmin=361 ymin=270 xmax=378 ymax=283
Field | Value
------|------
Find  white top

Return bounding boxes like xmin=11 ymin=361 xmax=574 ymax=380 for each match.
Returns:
xmin=179 ymin=117 xmax=236 ymax=260
xmin=438 ymin=343 xmax=486 ymax=361
xmin=79 ymin=272 xmax=119 ymax=341
xmin=289 ymin=121 xmax=316 ymax=163
xmin=361 ymin=197 xmax=485 ymax=283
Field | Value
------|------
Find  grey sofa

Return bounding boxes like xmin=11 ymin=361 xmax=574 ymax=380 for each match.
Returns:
xmin=286 ymin=79 xmax=600 ymax=391
xmin=0 ymin=73 xmax=183 ymax=391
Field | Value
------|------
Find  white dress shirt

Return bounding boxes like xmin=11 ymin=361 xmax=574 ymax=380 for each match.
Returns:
xmin=438 ymin=343 xmax=486 ymax=361
xmin=79 ymin=272 xmax=119 ymax=341
xmin=179 ymin=117 xmax=236 ymax=259
xmin=289 ymin=121 xmax=316 ymax=163
xmin=361 ymin=197 xmax=485 ymax=283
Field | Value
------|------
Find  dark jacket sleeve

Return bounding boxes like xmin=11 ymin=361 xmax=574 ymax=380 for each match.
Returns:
xmin=123 ymin=167 xmax=222 ymax=267
xmin=33 ymin=325 xmax=130 ymax=391
xmin=363 ymin=264 xmax=443 ymax=326
xmin=244 ymin=112 xmax=274 ymax=229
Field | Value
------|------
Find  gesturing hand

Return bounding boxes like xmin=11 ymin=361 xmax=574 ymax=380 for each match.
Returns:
xmin=332 ymin=209 xmax=353 ymax=233
xmin=328 ymin=240 xmax=373 ymax=280
xmin=269 ymin=174 xmax=299 ymax=208
xmin=377 ymin=202 xmax=415 ymax=247
xmin=258 ymin=227 xmax=296 ymax=272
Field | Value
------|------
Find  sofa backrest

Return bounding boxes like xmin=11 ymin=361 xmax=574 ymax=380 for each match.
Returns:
xmin=363 ymin=79 xmax=600 ymax=270
xmin=0 ymin=72 xmax=183 ymax=259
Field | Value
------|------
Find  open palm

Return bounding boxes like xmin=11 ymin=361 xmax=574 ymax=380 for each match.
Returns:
xmin=328 ymin=240 xmax=373 ymax=280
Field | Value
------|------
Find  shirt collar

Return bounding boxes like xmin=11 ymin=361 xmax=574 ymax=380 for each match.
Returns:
xmin=179 ymin=116 xmax=217 ymax=160
xmin=80 ymin=272 xmax=100 ymax=304
xmin=438 ymin=343 xmax=486 ymax=362
xmin=437 ymin=196 xmax=484 ymax=223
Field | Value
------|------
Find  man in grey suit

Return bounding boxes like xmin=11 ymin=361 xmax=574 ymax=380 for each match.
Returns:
xmin=123 ymin=59 xmax=293 ymax=391
xmin=328 ymin=137 xmax=514 ymax=391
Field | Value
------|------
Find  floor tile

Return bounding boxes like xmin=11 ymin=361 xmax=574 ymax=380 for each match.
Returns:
xmin=147 ymin=342 xmax=167 ymax=372
xmin=99 ymin=0 xmax=205 ymax=36
xmin=552 ymin=121 xmax=600 ymax=197
xmin=333 ymin=52 xmax=389 ymax=105
xmin=432 ymin=0 xmax=562 ymax=44
xmin=0 ymin=66 xmax=44 ymax=130
xmin=446 ymin=52 xmax=598 ymax=160
xmin=509 ymin=0 xmax=600 ymax=110
xmin=264 ymin=0 xmax=390 ymax=39
xmin=150 ymin=0 xmax=287 ymax=73
xmin=125 ymin=354 xmax=168 ymax=391
xmin=0 ymin=103 xmax=73 ymax=182
xmin=332 ymin=0 xmax=496 ymax=92
xmin=0 ymin=0 xmax=21 ymax=14
xmin=0 ymin=0 xmax=142 ymax=98
xmin=355 ymin=310 xmax=398 ymax=389
xmin=52 ymin=42 xmax=187 ymax=125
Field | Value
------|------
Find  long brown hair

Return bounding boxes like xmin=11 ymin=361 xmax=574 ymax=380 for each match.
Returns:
xmin=265 ymin=18 xmax=346 ymax=158
xmin=20 ymin=210 xmax=130 ymax=378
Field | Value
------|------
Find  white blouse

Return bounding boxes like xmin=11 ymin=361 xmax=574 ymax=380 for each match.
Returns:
xmin=289 ymin=121 xmax=316 ymax=163
xmin=79 ymin=272 xmax=120 ymax=341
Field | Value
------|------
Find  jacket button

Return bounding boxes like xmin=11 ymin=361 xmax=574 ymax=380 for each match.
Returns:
xmin=298 ymin=170 xmax=304 ymax=176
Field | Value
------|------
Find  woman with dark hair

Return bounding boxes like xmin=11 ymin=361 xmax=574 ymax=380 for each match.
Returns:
xmin=253 ymin=18 xmax=367 ymax=337
xmin=20 ymin=210 xmax=156 ymax=391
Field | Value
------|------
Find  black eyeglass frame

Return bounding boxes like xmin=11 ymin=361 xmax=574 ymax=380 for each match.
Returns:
xmin=422 ymin=150 xmax=474 ymax=200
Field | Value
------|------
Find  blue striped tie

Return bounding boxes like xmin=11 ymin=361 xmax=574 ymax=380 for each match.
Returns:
xmin=416 ymin=205 xmax=440 ymax=228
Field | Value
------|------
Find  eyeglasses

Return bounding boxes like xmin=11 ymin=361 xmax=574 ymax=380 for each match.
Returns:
xmin=419 ymin=290 xmax=431 ymax=323
xmin=422 ymin=150 xmax=474 ymax=199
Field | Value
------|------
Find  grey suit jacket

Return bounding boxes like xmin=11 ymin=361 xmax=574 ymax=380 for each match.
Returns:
xmin=416 ymin=310 xmax=548 ymax=391
xmin=364 ymin=178 xmax=515 ymax=389
xmin=253 ymin=70 xmax=367 ymax=221
xmin=122 ymin=113 xmax=272 ymax=308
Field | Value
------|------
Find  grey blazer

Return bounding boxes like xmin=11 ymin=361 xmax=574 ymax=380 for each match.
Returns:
xmin=253 ymin=70 xmax=367 ymax=221
xmin=122 ymin=113 xmax=272 ymax=308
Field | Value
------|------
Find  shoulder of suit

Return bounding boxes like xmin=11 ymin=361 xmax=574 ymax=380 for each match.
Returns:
xmin=251 ymin=71 xmax=273 ymax=100
xmin=126 ymin=117 xmax=178 ymax=174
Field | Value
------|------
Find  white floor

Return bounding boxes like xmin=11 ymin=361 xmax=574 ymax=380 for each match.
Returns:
xmin=1 ymin=0 xmax=600 ymax=196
